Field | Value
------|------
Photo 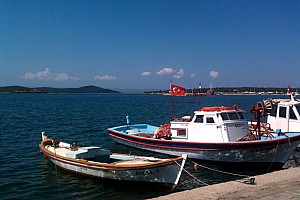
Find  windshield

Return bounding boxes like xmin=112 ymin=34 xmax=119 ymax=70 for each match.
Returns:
xmin=238 ymin=112 xmax=245 ymax=119
xmin=296 ymin=105 xmax=300 ymax=116
xmin=220 ymin=112 xmax=242 ymax=120
xmin=220 ymin=113 xmax=229 ymax=120
xmin=227 ymin=112 xmax=239 ymax=120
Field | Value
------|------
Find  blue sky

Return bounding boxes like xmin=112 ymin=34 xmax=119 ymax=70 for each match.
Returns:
xmin=1 ymin=0 xmax=299 ymax=90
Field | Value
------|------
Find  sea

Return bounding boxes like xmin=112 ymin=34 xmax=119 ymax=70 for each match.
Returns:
xmin=1 ymin=93 xmax=299 ymax=200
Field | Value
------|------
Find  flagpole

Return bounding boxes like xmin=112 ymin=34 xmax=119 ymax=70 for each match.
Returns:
xmin=170 ymin=81 xmax=173 ymax=120
xmin=168 ymin=82 xmax=202 ymax=120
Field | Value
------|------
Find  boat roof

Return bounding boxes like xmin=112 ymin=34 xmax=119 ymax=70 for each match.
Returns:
xmin=272 ymin=98 xmax=300 ymax=106
xmin=195 ymin=106 xmax=242 ymax=114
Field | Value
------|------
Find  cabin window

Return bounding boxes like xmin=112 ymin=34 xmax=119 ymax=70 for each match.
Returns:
xmin=206 ymin=117 xmax=215 ymax=123
xmin=221 ymin=113 xmax=229 ymax=120
xmin=195 ymin=115 xmax=204 ymax=123
xmin=271 ymin=105 xmax=278 ymax=117
xmin=228 ymin=112 xmax=239 ymax=120
xmin=290 ymin=106 xmax=297 ymax=120
xmin=279 ymin=107 xmax=287 ymax=118
xmin=238 ymin=112 xmax=245 ymax=119
xmin=177 ymin=129 xmax=187 ymax=137
xmin=296 ymin=106 xmax=300 ymax=116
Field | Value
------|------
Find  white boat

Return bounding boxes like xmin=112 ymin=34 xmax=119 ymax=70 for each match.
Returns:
xmin=108 ymin=104 xmax=300 ymax=168
xmin=263 ymin=90 xmax=300 ymax=132
xmin=252 ymin=87 xmax=300 ymax=150
xmin=39 ymin=132 xmax=187 ymax=190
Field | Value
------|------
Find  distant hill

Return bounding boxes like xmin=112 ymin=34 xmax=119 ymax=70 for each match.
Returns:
xmin=0 ymin=85 xmax=121 ymax=93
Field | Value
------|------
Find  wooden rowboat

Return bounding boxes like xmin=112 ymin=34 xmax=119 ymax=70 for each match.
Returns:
xmin=40 ymin=132 xmax=187 ymax=190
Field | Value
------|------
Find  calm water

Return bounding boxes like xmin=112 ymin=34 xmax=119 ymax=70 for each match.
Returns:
xmin=0 ymin=93 xmax=297 ymax=199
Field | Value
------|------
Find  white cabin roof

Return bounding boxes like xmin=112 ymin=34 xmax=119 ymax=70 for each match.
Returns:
xmin=272 ymin=99 xmax=300 ymax=106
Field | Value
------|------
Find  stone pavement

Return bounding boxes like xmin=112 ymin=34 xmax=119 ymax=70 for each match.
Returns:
xmin=150 ymin=167 xmax=300 ymax=200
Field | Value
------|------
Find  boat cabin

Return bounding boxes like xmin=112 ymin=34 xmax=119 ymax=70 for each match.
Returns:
xmin=267 ymin=98 xmax=300 ymax=132
xmin=170 ymin=106 xmax=249 ymax=142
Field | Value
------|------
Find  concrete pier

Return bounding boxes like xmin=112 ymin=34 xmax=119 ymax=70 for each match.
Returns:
xmin=150 ymin=167 xmax=300 ymax=200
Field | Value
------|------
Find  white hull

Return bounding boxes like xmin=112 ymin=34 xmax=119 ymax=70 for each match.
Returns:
xmin=47 ymin=155 xmax=183 ymax=184
xmin=40 ymin=135 xmax=187 ymax=187
xmin=111 ymin=133 xmax=300 ymax=165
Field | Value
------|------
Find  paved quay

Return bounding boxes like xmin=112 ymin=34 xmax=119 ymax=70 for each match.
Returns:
xmin=150 ymin=167 xmax=300 ymax=200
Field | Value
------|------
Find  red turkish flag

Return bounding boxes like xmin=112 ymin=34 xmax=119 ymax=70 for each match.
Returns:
xmin=171 ymin=84 xmax=185 ymax=96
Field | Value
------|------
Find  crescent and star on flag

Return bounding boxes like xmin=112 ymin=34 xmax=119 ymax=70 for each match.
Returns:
xmin=170 ymin=84 xmax=185 ymax=96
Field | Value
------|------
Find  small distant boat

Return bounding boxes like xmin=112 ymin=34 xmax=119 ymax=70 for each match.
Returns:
xmin=39 ymin=132 xmax=187 ymax=190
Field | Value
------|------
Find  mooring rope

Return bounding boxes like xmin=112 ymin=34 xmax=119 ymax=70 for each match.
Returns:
xmin=173 ymin=158 xmax=256 ymax=186
xmin=190 ymin=160 xmax=250 ymax=178
xmin=173 ymin=158 xmax=209 ymax=186
xmin=281 ymin=134 xmax=300 ymax=167
xmin=190 ymin=160 xmax=255 ymax=185
xmin=266 ymin=138 xmax=280 ymax=173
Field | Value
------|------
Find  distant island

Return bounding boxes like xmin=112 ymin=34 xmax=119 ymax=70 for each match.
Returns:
xmin=0 ymin=85 xmax=121 ymax=93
